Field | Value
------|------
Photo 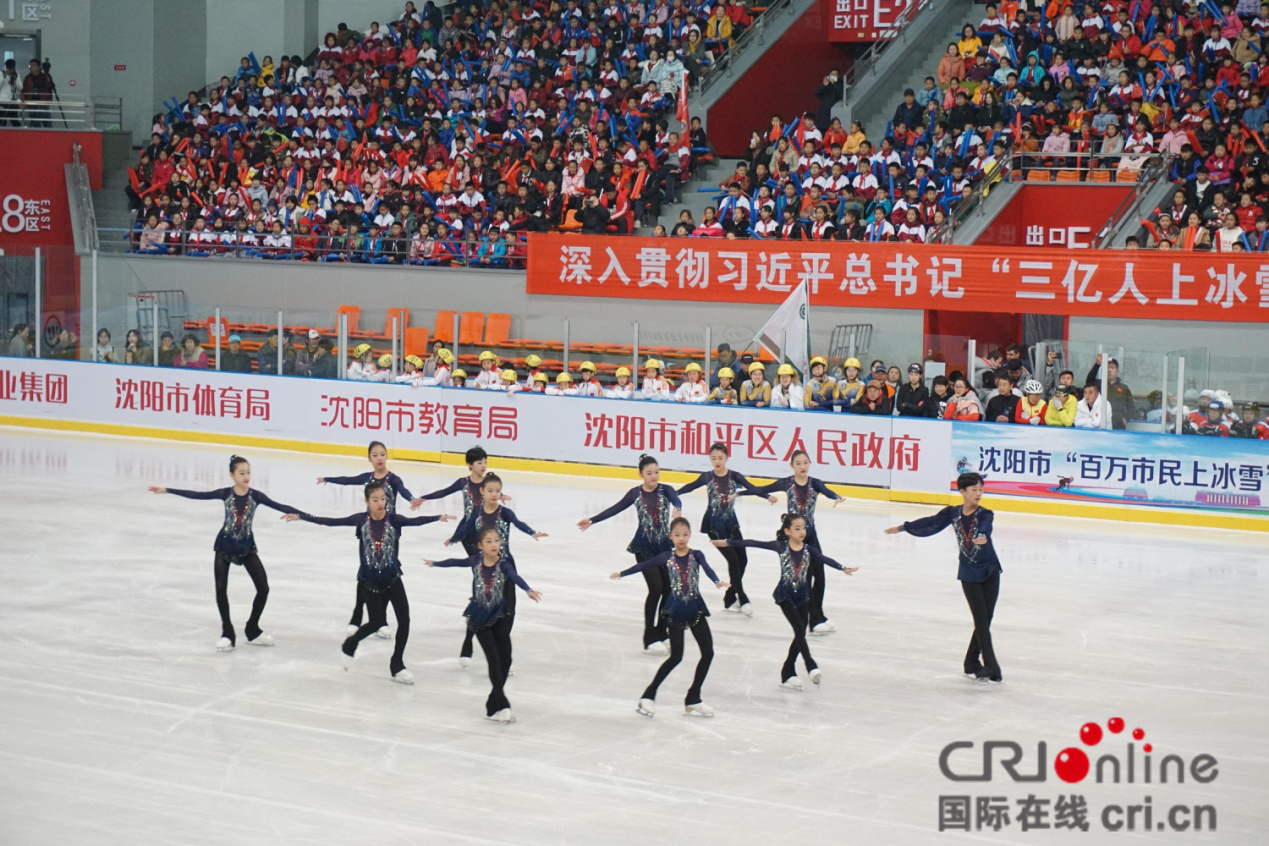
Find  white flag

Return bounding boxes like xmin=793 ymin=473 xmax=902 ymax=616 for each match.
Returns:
xmin=753 ymin=281 xmax=811 ymax=377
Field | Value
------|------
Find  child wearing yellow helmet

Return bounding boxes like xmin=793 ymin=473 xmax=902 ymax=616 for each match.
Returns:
xmin=707 ymin=367 xmax=738 ymax=404
xmin=474 ymin=351 xmax=502 ymax=389
xmin=499 ymin=368 xmax=520 ymax=392
xmin=740 ymin=361 xmax=772 ymax=407
xmin=641 ymin=358 xmax=673 ymax=401
xmin=547 ymin=372 xmax=577 ymax=396
xmin=674 ymin=362 xmax=709 ymax=403
xmin=804 ymin=356 xmax=838 ymax=411
xmin=837 ymin=357 xmax=865 ymax=408
xmin=575 ymin=361 xmax=603 ymax=397
xmin=529 ymin=371 xmax=548 ymax=393
xmin=451 ymin=369 xmax=468 ymax=387
xmin=348 ymin=343 xmax=378 ymax=381
xmin=397 ymin=354 xmax=426 ymax=386
xmin=607 ymin=366 xmax=635 ymax=399
xmin=770 ymin=363 xmax=805 ymax=410
xmin=421 ymin=347 xmax=455 ymax=387
xmin=521 ymin=353 xmax=544 ymax=390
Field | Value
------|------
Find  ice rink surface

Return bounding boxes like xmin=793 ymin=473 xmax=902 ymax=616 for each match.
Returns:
xmin=1 ymin=427 xmax=1267 ymax=845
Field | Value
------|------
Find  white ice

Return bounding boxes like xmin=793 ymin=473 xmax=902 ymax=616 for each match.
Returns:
xmin=1 ymin=427 xmax=1267 ymax=845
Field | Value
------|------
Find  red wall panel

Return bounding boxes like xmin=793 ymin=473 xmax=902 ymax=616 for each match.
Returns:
xmin=975 ymin=184 xmax=1133 ymax=248
xmin=705 ymin=5 xmax=853 ymax=157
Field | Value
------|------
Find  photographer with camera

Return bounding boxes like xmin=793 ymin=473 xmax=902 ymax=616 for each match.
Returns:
xmin=0 ymin=59 xmax=20 ymax=127
xmin=22 ymin=58 xmax=55 ymax=128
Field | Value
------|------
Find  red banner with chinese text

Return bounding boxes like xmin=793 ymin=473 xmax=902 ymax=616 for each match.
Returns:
xmin=526 ymin=233 xmax=1269 ymax=323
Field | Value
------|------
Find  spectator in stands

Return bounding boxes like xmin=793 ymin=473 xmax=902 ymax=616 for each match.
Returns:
xmin=21 ymin=59 xmax=53 ymax=128
xmin=1045 ymin=384 xmax=1077 ymax=427
xmin=122 ymin=329 xmax=150 ymax=365
xmin=294 ymin=329 xmax=323 ymax=376
xmin=1074 ymin=382 xmax=1111 ymax=429
xmin=47 ymin=329 xmax=78 ymax=360
xmin=156 ymin=331 xmax=177 ymax=367
xmin=1187 ymin=400 xmax=1231 ymax=436
xmin=944 ymin=376 xmax=983 ymax=421
xmin=221 ymin=334 xmax=253 ymax=372
xmin=815 ymin=69 xmax=843 ymax=131
xmin=850 ymin=380 xmax=892 ymax=415
xmin=308 ymin=338 xmax=336 ymax=379
xmin=895 ymin=364 xmax=932 ymax=417
xmin=938 ymin=45 xmax=966 ymax=86
xmin=1232 ymin=402 xmax=1269 ymax=439
xmin=1085 ymin=355 xmax=1133 ymax=428
xmin=257 ymin=328 xmax=294 ymax=375
xmin=984 ymin=371 xmax=1021 ymax=423
xmin=0 ymin=59 xmax=18 ymax=127
xmin=93 ymin=329 xmax=116 ymax=363
xmin=7 ymin=324 xmax=31 ymax=357
xmin=176 ymin=334 xmax=209 ymax=369
xmin=930 ymin=375 xmax=951 ymax=418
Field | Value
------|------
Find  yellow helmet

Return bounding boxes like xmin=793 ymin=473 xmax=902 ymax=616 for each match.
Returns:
xmin=353 ymin=343 xmax=372 ymax=357
xmin=525 ymin=353 xmax=543 ymax=368
xmin=748 ymin=361 xmax=766 ymax=373
xmin=405 ymin=354 xmax=423 ymax=368
xmin=579 ymin=360 xmax=596 ymax=372
xmin=684 ymin=362 xmax=703 ymax=373
xmin=615 ymin=366 xmax=631 ymax=377
xmin=500 ymin=368 xmax=517 ymax=381
xmin=718 ymin=367 xmax=735 ymax=379
xmin=478 ymin=350 xmax=498 ymax=363
xmin=556 ymin=372 xmax=573 ymax=383
xmin=810 ymin=356 xmax=828 ymax=368
xmin=437 ymin=348 xmax=454 ymax=364
xmin=777 ymin=363 xmax=796 ymax=377
xmin=452 ymin=369 xmax=467 ymax=380
xmin=644 ymin=358 xmax=662 ymax=371
xmin=844 ymin=357 xmax=861 ymax=370
xmin=378 ymin=354 xmax=393 ymax=367
xmin=532 ymin=372 xmax=548 ymax=383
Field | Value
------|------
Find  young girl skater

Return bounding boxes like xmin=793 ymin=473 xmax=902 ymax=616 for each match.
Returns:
xmin=884 ymin=472 xmax=1003 ymax=683
xmin=425 ymin=527 xmax=543 ymax=723
xmin=445 ymin=473 xmax=547 ymax=674
xmin=417 ymin=446 xmax=513 ymax=667
xmin=149 ymin=455 xmax=301 ymax=652
xmin=578 ymin=454 xmax=683 ymax=655
xmin=287 ymin=480 xmax=455 ymax=684
xmin=611 ymin=517 xmax=728 ymax=718
xmin=714 ymin=514 xmax=857 ymax=689
xmin=317 ymin=440 xmax=423 ymax=638
xmin=675 ymin=443 xmax=777 ymax=616
xmin=755 ymin=450 xmax=844 ymax=635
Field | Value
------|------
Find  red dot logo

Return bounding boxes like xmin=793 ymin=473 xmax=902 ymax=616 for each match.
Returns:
xmin=1144 ymin=744 xmax=1153 ymax=753
xmin=1080 ymin=722 xmax=1103 ymax=746
xmin=1133 ymin=728 xmax=1145 ymax=741
xmin=1054 ymin=747 xmax=1090 ymax=783
xmin=1107 ymin=717 xmax=1124 ymax=734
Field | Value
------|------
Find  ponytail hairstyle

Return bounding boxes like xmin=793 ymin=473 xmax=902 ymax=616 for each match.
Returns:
xmin=364 ymin=479 xmax=387 ymax=500
xmin=229 ymin=454 xmax=249 ymax=473
xmin=775 ymin=512 xmax=805 ymax=543
xmin=708 ymin=441 xmax=729 ymax=457
xmin=480 ymin=472 xmax=502 ymax=491
xmin=637 ymin=453 xmax=658 ymax=472
xmin=669 ymin=516 xmax=691 ymax=535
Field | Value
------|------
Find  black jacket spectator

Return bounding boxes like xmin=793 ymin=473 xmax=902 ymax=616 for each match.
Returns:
xmin=896 ymin=382 xmax=932 ymax=417
xmin=816 ymin=75 xmax=844 ymax=130
xmin=984 ymin=393 xmax=1020 ymax=423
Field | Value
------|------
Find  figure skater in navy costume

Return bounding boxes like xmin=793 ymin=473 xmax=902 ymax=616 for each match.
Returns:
xmin=426 ymin=526 xmax=543 ymax=723
xmin=578 ymin=453 xmax=682 ymax=655
xmin=885 ymin=472 xmax=1004 ymax=683
xmin=150 ymin=454 xmax=302 ymax=652
xmin=613 ymin=517 xmax=729 ymax=718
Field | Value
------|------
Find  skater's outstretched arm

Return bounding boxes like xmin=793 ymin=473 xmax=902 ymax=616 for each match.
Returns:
xmin=416 ymin=477 xmax=466 ymax=501
xmin=811 ymin=548 xmax=858 ymax=574
xmin=386 ymin=473 xmax=416 ymax=505
xmin=713 ymin=538 xmax=782 ymax=553
xmin=249 ymin=489 xmax=304 ymax=516
xmin=674 ymin=472 xmax=710 ymax=497
xmin=750 ymin=477 xmax=785 ymax=497
xmin=393 ymin=513 xmax=456 ymax=527
xmin=692 ymin=550 xmax=724 ymax=585
xmin=316 ymin=471 xmax=371 ymax=486
xmin=886 ymin=506 xmax=955 ymax=537
xmin=424 ymin=556 xmax=473 ymax=568
xmin=500 ymin=559 xmax=540 ymax=599
xmin=732 ymin=471 xmax=779 ymax=503
xmin=661 ymin=484 xmax=683 ymax=510
xmin=811 ymin=478 xmax=844 ymax=505
xmin=155 ymin=486 xmax=229 ymax=499
xmin=613 ymin=550 xmax=672 ymax=579
xmin=502 ymin=507 xmax=547 ymax=539
xmin=580 ymin=486 xmax=639 ymax=528
xmin=297 ymin=512 xmax=364 ymax=527
xmin=446 ymin=510 xmax=477 ymax=546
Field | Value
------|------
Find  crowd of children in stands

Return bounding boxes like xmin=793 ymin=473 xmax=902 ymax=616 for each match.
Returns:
xmin=122 ymin=0 xmax=759 ymax=261
xmin=26 ymin=323 xmax=1261 ymax=436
